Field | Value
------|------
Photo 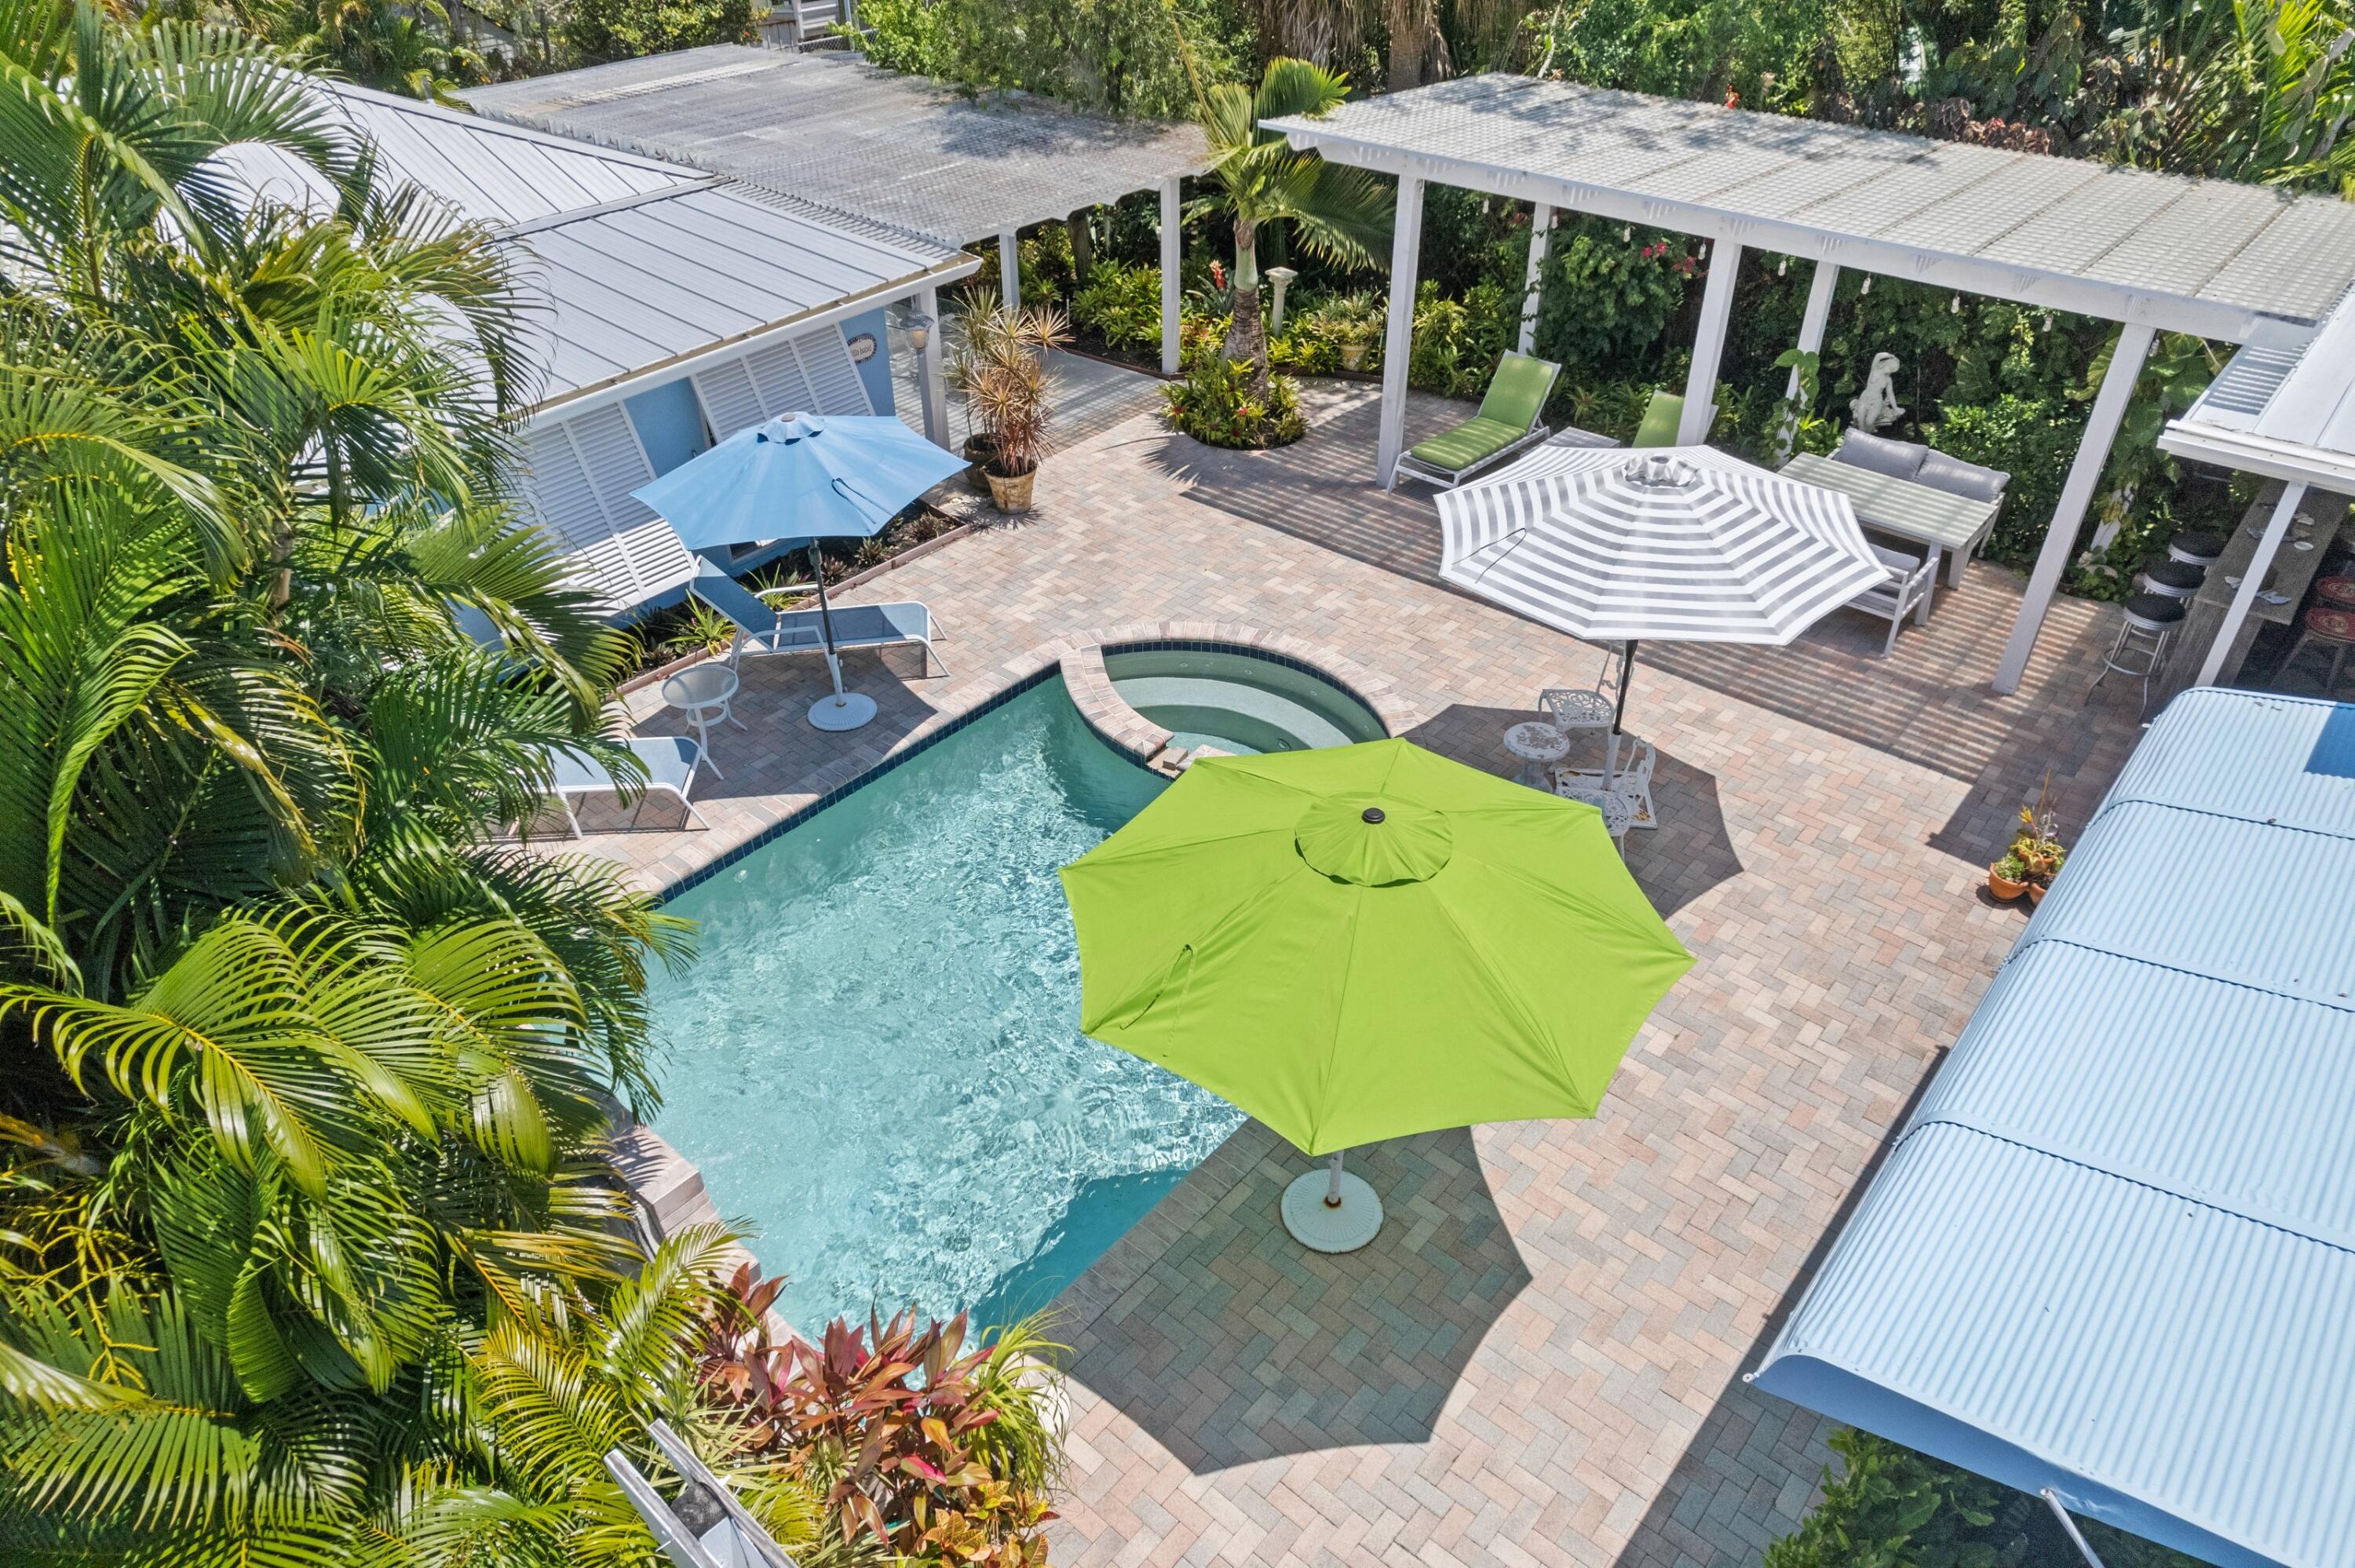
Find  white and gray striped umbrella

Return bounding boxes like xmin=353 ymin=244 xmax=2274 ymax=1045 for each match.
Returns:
xmin=1436 ymin=447 xmax=1886 ymax=645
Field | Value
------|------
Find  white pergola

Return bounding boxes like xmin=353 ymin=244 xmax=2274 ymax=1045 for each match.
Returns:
xmin=1269 ymin=74 xmax=2355 ymax=693
xmin=2160 ymin=293 xmax=2355 ymax=685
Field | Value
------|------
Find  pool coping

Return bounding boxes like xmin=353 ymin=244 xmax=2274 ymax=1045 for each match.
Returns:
xmin=613 ymin=621 xmax=1421 ymax=1348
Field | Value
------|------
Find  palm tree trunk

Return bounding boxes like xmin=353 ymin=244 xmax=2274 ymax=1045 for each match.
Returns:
xmin=1220 ymin=217 xmax=1271 ymax=398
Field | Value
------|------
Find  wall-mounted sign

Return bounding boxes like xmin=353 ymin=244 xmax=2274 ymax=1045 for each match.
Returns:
xmin=846 ymin=332 xmax=878 ymax=363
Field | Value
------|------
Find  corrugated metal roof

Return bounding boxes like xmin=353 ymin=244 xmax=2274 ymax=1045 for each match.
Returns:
xmin=1268 ymin=73 xmax=2355 ymax=339
xmin=503 ymin=183 xmax=970 ymax=409
xmin=1751 ymin=688 xmax=2355 ymax=1568
xmin=212 ymin=75 xmax=696 ymax=228
xmin=460 ymin=46 xmax=1210 ymax=249
xmin=2102 ymin=688 xmax=2355 ymax=840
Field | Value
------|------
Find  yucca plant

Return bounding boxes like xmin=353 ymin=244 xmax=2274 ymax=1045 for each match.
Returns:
xmin=947 ymin=300 xmax=1070 ymax=480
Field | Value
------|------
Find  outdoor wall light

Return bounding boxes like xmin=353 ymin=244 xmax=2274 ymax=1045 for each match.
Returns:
xmin=905 ymin=312 xmax=934 ymax=352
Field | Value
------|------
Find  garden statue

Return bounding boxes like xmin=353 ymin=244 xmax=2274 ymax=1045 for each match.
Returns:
xmin=1849 ymin=352 xmax=1905 ymax=432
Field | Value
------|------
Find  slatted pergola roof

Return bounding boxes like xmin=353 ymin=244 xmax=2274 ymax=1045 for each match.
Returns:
xmin=463 ymin=46 xmax=1210 ymax=253
xmin=1270 ymin=72 xmax=2355 ymax=694
xmin=1269 ymin=72 xmax=2355 ymax=341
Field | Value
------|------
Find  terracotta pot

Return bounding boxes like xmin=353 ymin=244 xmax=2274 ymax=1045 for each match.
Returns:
xmin=1987 ymin=865 xmax=2028 ymax=902
xmin=986 ymin=466 xmax=1035 ymax=514
xmin=2026 ymin=881 xmax=2047 ymax=906
xmin=1338 ymin=341 xmax=1369 ymax=371
xmin=962 ymin=434 xmax=998 ymax=494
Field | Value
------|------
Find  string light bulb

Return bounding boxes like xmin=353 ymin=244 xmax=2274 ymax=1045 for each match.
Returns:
xmin=1860 ymin=275 xmax=1872 ymax=295
xmin=1621 ymin=224 xmax=1632 ymax=242
xmin=1777 ymin=256 xmax=1788 ymax=276
xmin=1951 ymin=294 xmax=1962 ymax=314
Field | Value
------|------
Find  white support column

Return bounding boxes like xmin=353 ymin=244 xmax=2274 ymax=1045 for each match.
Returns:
xmin=2198 ymin=481 xmax=2309 ymax=687
xmin=1677 ymin=239 xmax=1743 ymax=445
xmin=1519 ymin=202 xmax=1554 ymax=356
xmin=1786 ymin=261 xmax=1840 ymax=402
xmin=998 ymin=228 xmax=1020 ymax=312
xmin=1376 ymin=176 xmax=1426 ymax=487
xmin=915 ymin=286 xmax=948 ymax=450
xmin=1993 ymin=321 xmax=2156 ymax=695
xmin=1159 ymin=177 xmax=1182 ymax=375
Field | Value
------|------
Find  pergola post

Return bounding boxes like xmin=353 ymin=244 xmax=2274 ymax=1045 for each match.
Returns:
xmin=1159 ymin=177 xmax=1182 ymax=375
xmin=1376 ymin=175 xmax=1426 ymax=487
xmin=1677 ymin=239 xmax=1743 ymax=444
xmin=1993 ymin=321 xmax=2156 ymax=695
xmin=1519 ymin=202 xmax=1554 ymax=356
xmin=2197 ymin=480 xmax=2309 ymax=686
xmin=1787 ymin=261 xmax=1841 ymax=402
xmin=998 ymin=228 xmax=1020 ymax=312
xmin=915 ymin=285 xmax=949 ymax=450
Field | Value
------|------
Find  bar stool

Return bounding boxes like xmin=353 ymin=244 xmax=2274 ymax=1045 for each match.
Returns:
xmin=2314 ymin=574 xmax=2355 ymax=612
xmin=2167 ymin=531 xmax=2225 ymax=568
xmin=2287 ymin=605 xmax=2355 ymax=696
xmin=2140 ymin=560 xmax=2205 ymax=600
xmin=2089 ymin=593 xmax=2185 ymax=713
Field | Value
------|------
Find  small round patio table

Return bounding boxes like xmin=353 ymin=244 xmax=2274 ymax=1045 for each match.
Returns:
xmin=1502 ymin=720 xmax=1571 ymax=787
xmin=661 ymin=663 xmax=745 ymax=779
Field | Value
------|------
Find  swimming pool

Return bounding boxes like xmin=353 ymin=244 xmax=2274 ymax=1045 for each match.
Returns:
xmin=647 ymin=680 xmax=1242 ymax=1334
xmin=1105 ymin=646 xmax=1387 ymax=755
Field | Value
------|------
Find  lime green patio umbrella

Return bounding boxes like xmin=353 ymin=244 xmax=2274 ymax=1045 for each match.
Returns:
xmin=1059 ymin=738 xmax=1692 ymax=1253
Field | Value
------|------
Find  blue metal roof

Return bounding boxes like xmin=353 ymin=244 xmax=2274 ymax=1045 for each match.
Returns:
xmin=1751 ymin=687 xmax=2355 ymax=1568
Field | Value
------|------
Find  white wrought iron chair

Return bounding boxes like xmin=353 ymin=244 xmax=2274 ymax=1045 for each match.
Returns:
xmin=1539 ymin=643 xmax=1627 ymax=784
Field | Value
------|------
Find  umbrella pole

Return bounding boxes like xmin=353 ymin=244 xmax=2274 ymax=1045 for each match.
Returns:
xmin=808 ymin=542 xmax=846 ymax=706
xmin=1325 ymin=1152 xmax=1345 ymax=1208
xmin=1608 ymin=640 xmax=1638 ymax=786
xmin=801 ymin=542 xmax=876 ymax=732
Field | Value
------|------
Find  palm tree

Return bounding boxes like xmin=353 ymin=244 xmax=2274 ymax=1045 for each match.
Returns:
xmin=0 ymin=12 xmax=700 ymax=1562
xmin=1188 ymin=60 xmax=1392 ymax=396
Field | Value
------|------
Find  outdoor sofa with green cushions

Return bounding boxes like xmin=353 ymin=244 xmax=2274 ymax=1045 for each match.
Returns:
xmin=1393 ymin=352 xmax=1562 ymax=489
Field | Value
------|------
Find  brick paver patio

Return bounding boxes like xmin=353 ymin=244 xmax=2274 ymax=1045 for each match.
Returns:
xmin=566 ymin=380 xmax=2147 ymax=1568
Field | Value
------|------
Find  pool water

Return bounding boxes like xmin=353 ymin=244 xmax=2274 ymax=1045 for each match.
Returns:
xmin=1105 ymin=647 xmax=1388 ymax=755
xmin=647 ymin=680 xmax=1242 ymax=1334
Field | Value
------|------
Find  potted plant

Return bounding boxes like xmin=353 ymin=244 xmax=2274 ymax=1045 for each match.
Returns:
xmin=950 ymin=298 xmax=1068 ymax=515
xmin=2006 ymin=786 xmax=2068 ymax=906
xmin=1987 ymin=852 xmax=2029 ymax=902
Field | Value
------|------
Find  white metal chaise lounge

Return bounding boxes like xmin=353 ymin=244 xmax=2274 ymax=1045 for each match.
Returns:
xmin=689 ymin=559 xmax=947 ymax=677
xmin=539 ymin=737 xmax=709 ymax=837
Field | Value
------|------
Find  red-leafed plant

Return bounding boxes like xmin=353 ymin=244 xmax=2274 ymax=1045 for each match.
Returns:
xmin=699 ymin=1266 xmax=1063 ymax=1566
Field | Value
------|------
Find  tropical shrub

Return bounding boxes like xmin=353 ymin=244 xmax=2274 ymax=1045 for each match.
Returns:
xmin=564 ymin=0 xmax=753 ymax=64
xmin=858 ymin=0 xmax=1250 ymax=118
xmin=1409 ymin=279 xmax=1513 ymax=399
xmin=1928 ymin=394 xmax=2087 ymax=567
xmin=1163 ymin=355 xmax=1308 ymax=448
xmin=1529 ymin=224 xmax=1695 ymax=385
xmin=1072 ymin=261 xmax=1167 ymax=351
xmin=699 ymin=1266 xmax=1064 ymax=1566
xmin=1767 ymin=1428 xmax=2204 ymax=1568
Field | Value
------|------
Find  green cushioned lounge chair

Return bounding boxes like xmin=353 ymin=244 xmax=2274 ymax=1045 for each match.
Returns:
xmin=1632 ymin=390 xmax=1684 ymax=448
xmin=1393 ymin=352 xmax=1563 ymax=489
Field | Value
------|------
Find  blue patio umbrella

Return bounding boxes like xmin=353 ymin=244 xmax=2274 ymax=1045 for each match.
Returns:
xmin=633 ymin=414 xmax=965 ymax=731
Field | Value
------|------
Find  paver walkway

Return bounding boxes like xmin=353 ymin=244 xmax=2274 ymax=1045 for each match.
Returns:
xmin=568 ymin=381 xmax=2148 ymax=1568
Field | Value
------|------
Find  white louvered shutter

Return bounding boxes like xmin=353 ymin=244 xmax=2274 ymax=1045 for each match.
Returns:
xmin=688 ymin=358 xmax=766 ymax=438
xmin=519 ymin=405 xmax=694 ymax=614
xmin=688 ymin=324 xmax=876 ymax=438
xmin=797 ymin=328 xmax=874 ymax=415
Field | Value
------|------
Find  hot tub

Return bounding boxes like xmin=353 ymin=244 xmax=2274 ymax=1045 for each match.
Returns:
xmin=1104 ymin=646 xmax=1387 ymax=755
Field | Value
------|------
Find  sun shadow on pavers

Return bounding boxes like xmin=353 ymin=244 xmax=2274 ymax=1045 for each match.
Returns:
xmin=1603 ymin=1048 xmax=1954 ymax=1568
xmin=1401 ymin=703 xmax=1743 ymax=918
xmin=1054 ymin=1121 xmax=1531 ymax=1473
xmin=1145 ymin=382 xmax=1462 ymax=582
